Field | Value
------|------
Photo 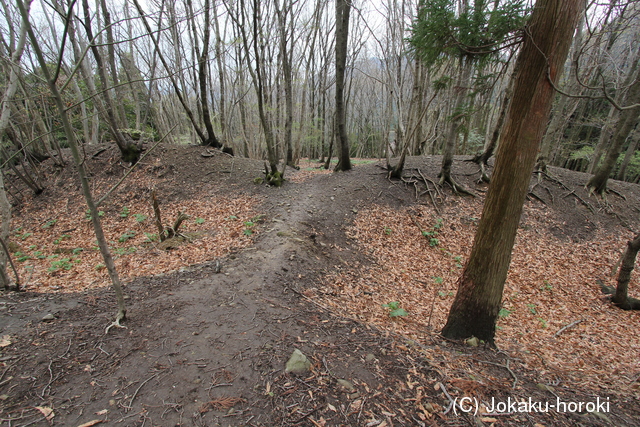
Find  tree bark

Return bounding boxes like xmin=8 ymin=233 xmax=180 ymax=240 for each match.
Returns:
xmin=0 ymin=0 xmax=30 ymax=289
xmin=442 ymin=0 xmax=585 ymax=343
xmin=334 ymin=0 xmax=352 ymax=172
xmin=439 ymin=56 xmax=473 ymax=194
xmin=81 ymin=0 xmax=141 ymax=163
xmin=612 ymin=232 xmax=640 ymax=310
xmin=196 ymin=0 xmax=222 ymax=149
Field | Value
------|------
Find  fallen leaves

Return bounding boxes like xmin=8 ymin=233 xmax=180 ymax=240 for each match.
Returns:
xmin=9 ymin=191 xmax=261 ymax=294
xmin=318 ymin=200 xmax=640 ymax=398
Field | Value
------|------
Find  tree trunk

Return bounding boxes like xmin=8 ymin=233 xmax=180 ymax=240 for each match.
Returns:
xmin=81 ymin=0 xmax=141 ymax=163
xmin=275 ymin=0 xmax=295 ymax=167
xmin=587 ymin=61 xmax=640 ymax=194
xmin=612 ymin=232 xmax=640 ymax=310
xmin=616 ymin=128 xmax=639 ymax=181
xmin=17 ymin=0 xmax=126 ymax=327
xmin=442 ymin=0 xmax=585 ymax=343
xmin=196 ymin=0 xmax=222 ymax=149
xmin=0 ymin=0 xmax=30 ymax=290
xmin=472 ymin=64 xmax=516 ymax=183
xmin=439 ymin=56 xmax=473 ymax=194
xmin=334 ymin=0 xmax=352 ymax=172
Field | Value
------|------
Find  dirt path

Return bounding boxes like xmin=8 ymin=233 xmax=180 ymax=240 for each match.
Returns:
xmin=1 ymin=169 xmax=411 ymax=426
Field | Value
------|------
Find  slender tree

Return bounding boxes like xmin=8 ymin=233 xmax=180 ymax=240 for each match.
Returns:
xmin=410 ymin=0 xmax=529 ymax=192
xmin=587 ymin=52 xmax=640 ymax=194
xmin=16 ymin=0 xmax=127 ymax=329
xmin=0 ymin=0 xmax=31 ymax=290
xmin=334 ymin=0 xmax=352 ymax=171
xmin=441 ymin=0 xmax=585 ymax=343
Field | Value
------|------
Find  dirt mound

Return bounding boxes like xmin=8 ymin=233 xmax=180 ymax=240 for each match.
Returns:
xmin=0 ymin=144 xmax=639 ymax=426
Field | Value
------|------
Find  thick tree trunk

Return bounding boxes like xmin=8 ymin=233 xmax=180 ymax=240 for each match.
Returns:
xmin=442 ymin=0 xmax=585 ymax=343
xmin=334 ymin=0 xmax=352 ymax=172
xmin=612 ymin=232 xmax=640 ymax=310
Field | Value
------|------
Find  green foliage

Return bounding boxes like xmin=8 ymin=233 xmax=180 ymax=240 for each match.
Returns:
xmin=120 ymin=206 xmax=131 ymax=218
xmin=42 ymin=219 xmax=57 ymax=229
xmin=421 ymin=218 xmax=444 ymax=246
xmin=410 ymin=0 xmax=530 ymax=67
xmin=382 ymin=301 xmax=408 ymax=318
xmin=498 ymin=307 xmax=512 ymax=318
xmin=85 ymin=209 xmax=105 ymax=220
xmin=14 ymin=252 xmax=30 ymax=262
xmin=195 ymin=217 xmax=205 ymax=225
xmin=48 ymin=257 xmax=79 ymax=272
xmin=53 ymin=234 xmax=71 ymax=244
xmin=114 ymin=247 xmax=137 ymax=255
xmin=526 ymin=303 xmax=537 ymax=315
xmin=570 ymin=145 xmax=593 ymax=160
xmin=133 ymin=213 xmax=148 ymax=223
xmin=144 ymin=232 xmax=158 ymax=242
xmin=21 ymin=232 xmax=32 ymax=240
xmin=118 ymin=231 xmax=136 ymax=243
xmin=384 ymin=227 xmax=393 ymax=235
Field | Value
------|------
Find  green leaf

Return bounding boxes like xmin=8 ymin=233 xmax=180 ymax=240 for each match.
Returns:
xmin=389 ymin=308 xmax=408 ymax=317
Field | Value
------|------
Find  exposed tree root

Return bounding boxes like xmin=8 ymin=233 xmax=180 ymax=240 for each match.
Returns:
xmin=400 ymin=168 xmax=443 ymax=215
xmin=105 ymin=310 xmax=127 ymax=334
xmin=439 ymin=173 xmax=476 ymax=197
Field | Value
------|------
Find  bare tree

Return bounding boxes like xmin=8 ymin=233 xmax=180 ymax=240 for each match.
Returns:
xmin=334 ymin=0 xmax=351 ymax=171
xmin=17 ymin=0 xmax=127 ymax=330
xmin=0 ymin=0 xmax=31 ymax=290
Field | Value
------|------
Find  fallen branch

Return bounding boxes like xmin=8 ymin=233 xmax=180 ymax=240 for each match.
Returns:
xmin=555 ymin=318 xmax=585 ymax=337
xmin=474 ymin=358 xmax=518 ymax=389
xmin=127 ymin=373 xmax=159 ymax=411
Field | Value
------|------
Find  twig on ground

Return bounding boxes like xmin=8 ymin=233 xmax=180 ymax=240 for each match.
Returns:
xmin=127 ymin=373 xmax=159 ymax=411
xmin=474 ymin=358 xmax=518 ymax=389
xmin=555 ymin=318 xmax=586 ymax=337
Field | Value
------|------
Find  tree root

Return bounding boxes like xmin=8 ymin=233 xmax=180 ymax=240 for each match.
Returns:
xmin=105 ymin=310 xmax=127 ymax=334
xmin=439 ymin=173 xmax=476 ymax=197
xmin=400 ymin=168 xmax=443 ymax=215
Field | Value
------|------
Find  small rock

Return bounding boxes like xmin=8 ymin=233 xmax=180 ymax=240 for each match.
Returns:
xmin=337 ymin=379 xmax=355 ymax=392
xmin=41 ymin=314 xmax=55 ymax=322
xmin=465 ymin=337 xmax=479 ymax=347
xmin=536 ymin=383 xmax=554 ymax=392
xmin=285 ymin=349 xmax=311 ymax=374
xmin=365 ymin=353 xmax=376 ymax=363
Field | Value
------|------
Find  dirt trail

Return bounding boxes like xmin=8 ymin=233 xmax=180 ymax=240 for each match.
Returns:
xmin=1 ymin=170 xmax=396 ymax=426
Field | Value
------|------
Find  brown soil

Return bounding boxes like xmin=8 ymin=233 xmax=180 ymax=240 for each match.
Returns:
xmin=0 ymin=144 xmax=639 ymax=427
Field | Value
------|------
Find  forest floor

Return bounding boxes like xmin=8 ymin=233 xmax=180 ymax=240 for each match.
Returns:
xmin=0 ymin=143 xmax=639 ymax=427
